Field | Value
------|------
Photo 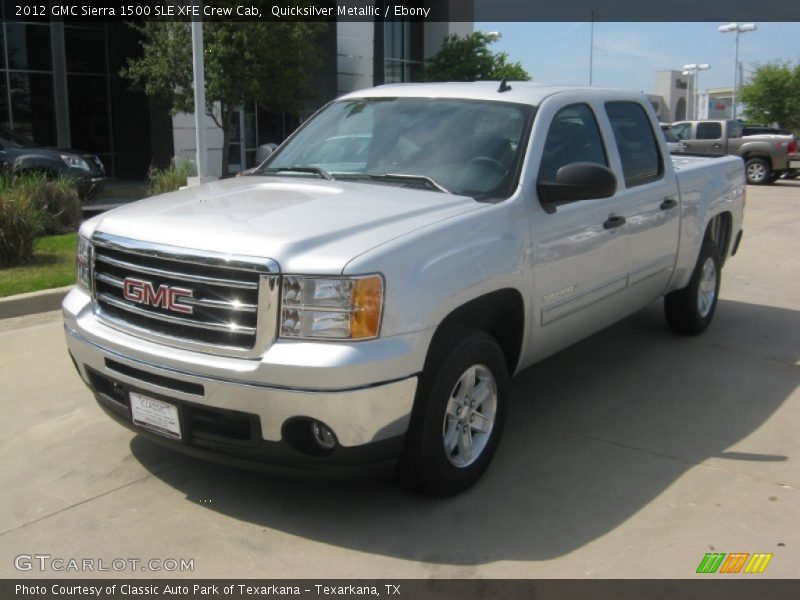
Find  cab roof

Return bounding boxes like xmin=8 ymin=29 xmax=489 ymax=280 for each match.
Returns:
xmin=339 ymin=81 xmax=635 ymax=107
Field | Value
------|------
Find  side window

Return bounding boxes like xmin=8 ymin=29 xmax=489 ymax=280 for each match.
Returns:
xmin=697 ymin=122 xmax=722 ymax=140
xmin=727 ymin=121 xmax=743 ymax=139
xmin=671 ymin=122 xmax=691 ymax=140
xmin=605 ymin=101 xmax=663 ymax=187
xmin=538 ymin=104 xmax=607 ymax=182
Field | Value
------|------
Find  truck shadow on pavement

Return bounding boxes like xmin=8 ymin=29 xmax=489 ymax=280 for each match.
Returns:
xmin=131 ymin=299 xmax=798 ymax=564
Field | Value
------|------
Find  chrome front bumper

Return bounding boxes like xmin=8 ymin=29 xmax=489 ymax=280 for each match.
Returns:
xmin=63 ymin=289 xmax=423 ymax=448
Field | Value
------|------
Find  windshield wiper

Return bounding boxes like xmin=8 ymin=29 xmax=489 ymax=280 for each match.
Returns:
xmin=260 ymin=166 xmax=334 ymax=180
xmin=337 ymin=173 xmax=451 ymax=194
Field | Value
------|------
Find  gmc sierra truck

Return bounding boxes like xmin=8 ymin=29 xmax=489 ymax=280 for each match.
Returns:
xmin=63 ymin=83 xmax=745 ymax=496
xmin=670 ymin=119 xmax=796 ymax=185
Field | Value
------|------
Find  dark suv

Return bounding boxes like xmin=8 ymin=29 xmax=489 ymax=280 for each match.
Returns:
xmin=0 ymin=127 xmax=106 ymax=199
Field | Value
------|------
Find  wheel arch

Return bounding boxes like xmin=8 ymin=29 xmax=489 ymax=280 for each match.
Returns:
xmin=703 ymin=211 xmax=733 ymax=266
xmin=425 ymin=288 xmax=526 ymax=376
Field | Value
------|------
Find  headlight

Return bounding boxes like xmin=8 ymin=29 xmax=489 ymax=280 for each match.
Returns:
xmin=61 ymin=154 xmax=91 ymax=171
xmin=280 ymin=275 xmax=384 ymax=340
xmin=76 ymin=235 xmax=92 ymax=293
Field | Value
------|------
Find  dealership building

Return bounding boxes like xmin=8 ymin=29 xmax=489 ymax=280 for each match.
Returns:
xmin=0 ymin=3 xmax=471 ymax=180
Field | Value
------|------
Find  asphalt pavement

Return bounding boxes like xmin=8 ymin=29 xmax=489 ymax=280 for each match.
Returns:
xmin=0 ymin=181 xmax=798 ymax=578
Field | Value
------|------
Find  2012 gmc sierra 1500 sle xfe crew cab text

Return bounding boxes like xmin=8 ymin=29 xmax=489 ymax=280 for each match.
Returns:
xmin=63 ymin=83 xmax=745 ymax=496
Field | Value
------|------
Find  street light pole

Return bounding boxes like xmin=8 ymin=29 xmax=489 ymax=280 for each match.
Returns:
xmin=718 ymin=23 xmax=756 ymax=120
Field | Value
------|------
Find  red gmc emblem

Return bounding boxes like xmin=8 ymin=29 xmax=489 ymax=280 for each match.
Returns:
xmin=122 ymin=277 xmax=194 ymax=315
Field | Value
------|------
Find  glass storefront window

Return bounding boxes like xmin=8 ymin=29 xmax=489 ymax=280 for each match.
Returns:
xmin=68 ymin=74 xmax=111 ymax=154
xmin=65 ymin=26 xmax=107 ymax=74
xmin=6 ymin=23 xmax=51 ymax=71
xmin=9 ymin=72 xmax=56 ymax=146
xmin=0 ymin=76 xmax=8 ymax=128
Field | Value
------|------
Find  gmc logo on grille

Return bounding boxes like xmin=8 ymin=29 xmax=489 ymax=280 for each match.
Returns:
xmin=122 ymin=277 xmax=194 ymax=315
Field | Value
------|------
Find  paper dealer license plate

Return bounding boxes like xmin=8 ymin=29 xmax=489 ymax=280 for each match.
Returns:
xmin=130 ymin=392 xmax=182 ymax=440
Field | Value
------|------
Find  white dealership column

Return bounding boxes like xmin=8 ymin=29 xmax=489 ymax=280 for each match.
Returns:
xmin=187 ymin=7 xmax=217 ymax=186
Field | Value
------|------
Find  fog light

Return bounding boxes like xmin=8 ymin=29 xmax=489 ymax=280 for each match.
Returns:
xmin=310 ymin=421 xmax=337 ymax=450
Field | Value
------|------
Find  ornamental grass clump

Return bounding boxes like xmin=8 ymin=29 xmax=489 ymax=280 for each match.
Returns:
xmin=148 ymin=158 xmax=194 ymax=195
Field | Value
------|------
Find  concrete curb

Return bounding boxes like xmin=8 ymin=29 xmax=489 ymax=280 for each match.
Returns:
xmin=0 ymin=286 xmax=73 ymax=320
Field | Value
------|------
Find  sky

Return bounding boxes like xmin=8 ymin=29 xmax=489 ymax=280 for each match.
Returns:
xmin=474 ymin=22 xmax=800 ymax=93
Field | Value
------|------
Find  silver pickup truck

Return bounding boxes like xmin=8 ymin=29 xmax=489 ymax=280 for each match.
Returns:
xmin=63 ymin=83 xmax=745 ymax=496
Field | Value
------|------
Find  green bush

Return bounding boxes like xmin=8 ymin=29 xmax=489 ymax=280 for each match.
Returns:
xmin=0 ymin=185 xmax=48 ymax=267
xmin=0 ymin=173 xmax=81 ymax=234
xmin=0 ymin=173 xmax=81 ymax=267
xmin=149 ymin=158 xmax=194 ymax=195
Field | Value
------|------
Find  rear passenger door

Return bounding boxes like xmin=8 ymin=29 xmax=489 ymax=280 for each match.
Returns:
xmin=604 ymin=101 xmax=680 ymax=307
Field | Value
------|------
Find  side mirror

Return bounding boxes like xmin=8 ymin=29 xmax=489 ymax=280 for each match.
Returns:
xmin=537 ymin=162 xmax=617 ymax=213
xmin=255 ymin=143 xmax=279 ymax=164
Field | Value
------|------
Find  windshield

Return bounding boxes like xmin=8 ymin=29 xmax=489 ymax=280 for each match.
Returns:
xmin=0 ymin=126 xmax=36 ymax=148
xmin=260 ymin=97 xmax=535 ymax=200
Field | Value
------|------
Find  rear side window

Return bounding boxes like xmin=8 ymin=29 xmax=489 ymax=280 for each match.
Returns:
xmin=727 ymin=121 xmax=743 ymax=138
xmin=697 ymin=122 xmax=722 ymax=139
xmin=538 ymin=104 xmax=607 ymax=182
xmin=605 ymin=102 xmax=663 ymax=187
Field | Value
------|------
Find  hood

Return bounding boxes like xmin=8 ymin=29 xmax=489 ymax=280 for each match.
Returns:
xmin=87 ymin=176 xmax=484 ymax=274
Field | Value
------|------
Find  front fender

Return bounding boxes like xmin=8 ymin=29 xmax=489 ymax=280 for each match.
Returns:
xmin=343 ymin=195 xmax=532 ymax=339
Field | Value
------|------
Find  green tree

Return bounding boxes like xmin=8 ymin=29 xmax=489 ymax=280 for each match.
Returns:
xmin=122 ymin=18 xmax=326 ymax=175
xmin=420 ymin=32 xmax=531 ymax=82
xmin=740 ymin=60 xmax=800 ymax=132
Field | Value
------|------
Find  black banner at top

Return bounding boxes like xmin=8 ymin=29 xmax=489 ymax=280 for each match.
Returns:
xmin=2 ymin=0 xmax=799 ymax=22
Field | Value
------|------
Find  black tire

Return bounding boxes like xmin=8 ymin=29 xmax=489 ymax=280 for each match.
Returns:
xmin=745 ymin=157 xmax=772 ymax=185
xmin=664 ymin=240 xmax=722 ymax=335
xmin=397 ymin=328 xmax=508 ymax=496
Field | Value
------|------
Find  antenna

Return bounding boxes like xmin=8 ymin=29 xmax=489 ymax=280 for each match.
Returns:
xmin=498 ymin=78 xmax=512 ymax=93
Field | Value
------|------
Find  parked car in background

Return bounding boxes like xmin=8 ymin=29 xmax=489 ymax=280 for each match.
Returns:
xmin=660 ymin=123 xmax=683 ymax=153
xmin=0 ymin=126 xmax=106 ymax=199
xmin=670 ymin=119 xmax=796 ymax=185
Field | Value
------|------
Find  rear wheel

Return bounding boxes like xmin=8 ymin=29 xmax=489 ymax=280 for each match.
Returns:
xmin=397 ymin=328 xmax=508 ymax=496
xmin=664 ymin=240 xmax=721 ymax=335
xmin=745 ymin=158 xmax=772 ymax=185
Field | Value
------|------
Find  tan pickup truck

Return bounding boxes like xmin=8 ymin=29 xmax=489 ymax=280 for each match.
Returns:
xmin=670 ymin=119 xmax=797 ymax=184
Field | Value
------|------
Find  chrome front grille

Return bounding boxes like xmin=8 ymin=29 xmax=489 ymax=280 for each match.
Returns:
xmin=91 ymin=233 xmax=280 ymax=358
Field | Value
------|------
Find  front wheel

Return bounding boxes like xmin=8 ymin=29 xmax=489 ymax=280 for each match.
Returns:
xmin=664 ymin=240 xmax=721 ymax=335
xmin=397 ymin=329 xmax=508 ymax=496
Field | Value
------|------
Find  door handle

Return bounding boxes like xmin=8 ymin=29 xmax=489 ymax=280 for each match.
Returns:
xmin=603 ymin=215 xmax=626 ymax=230
xmin=712 ymin=143 xmax=722 ymax=149
xmin=660 ymin=197 xmax=678 ymax=210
